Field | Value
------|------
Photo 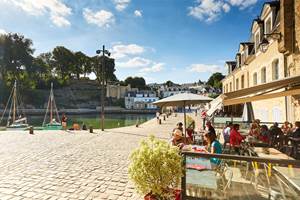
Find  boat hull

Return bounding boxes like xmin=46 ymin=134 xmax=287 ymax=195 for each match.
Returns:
xmin=43 ymin=123 xmax=62 ymax=130
xmin=6 ymin=124 xmax=29 ymax=131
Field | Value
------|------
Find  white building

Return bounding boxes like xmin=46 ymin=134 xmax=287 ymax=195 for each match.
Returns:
xmin=125 ymin=92 xmax=159 ymax=110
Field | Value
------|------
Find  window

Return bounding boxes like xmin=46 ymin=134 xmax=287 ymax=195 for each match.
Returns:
xmin=265 ymin=18 xmax=272 ymax=34
xmin=253 ymin=73 xmax=258 ymax=86
xmin=255 ymin=32 xmax=260 ymax=51
xmin=236 ymin=78 xmax=239 ymax=90
xmin=261 ymin=67 xmax=267 ymax=83
xmin=241 ymin=75 xmax=245 ymax=89
xmin=230 ymin=82 xmax=232 ymax=92
xmin=272 ymin=59 xmax=279 ymax=80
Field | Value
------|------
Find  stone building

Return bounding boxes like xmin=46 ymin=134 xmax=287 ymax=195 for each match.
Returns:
xmin=221 ymin=0 xmax=300 ymax=123
xmin=106 ymin=84 xmax=138 ymax=99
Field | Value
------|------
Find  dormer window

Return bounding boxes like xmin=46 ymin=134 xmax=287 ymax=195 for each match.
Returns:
xmin=265 ymin=18 xmax=272 ymax=34
xmin=255 ymin=31 xmax=260 ymax=51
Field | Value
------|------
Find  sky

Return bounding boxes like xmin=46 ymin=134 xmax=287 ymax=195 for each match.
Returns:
xmin=0 ymin=0 xmax=268 ymax=84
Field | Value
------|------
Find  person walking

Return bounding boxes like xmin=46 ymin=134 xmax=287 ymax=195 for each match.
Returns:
xmin=61 ymin=113 xmax=68 ymax=130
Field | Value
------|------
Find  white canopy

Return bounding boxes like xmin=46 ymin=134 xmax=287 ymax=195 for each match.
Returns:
xmin=153 ymin=93 xmax=212 ymax=138
xmin=153 ymin=93 xmax=212 ymax=107
xmin=206 ymin=95 xmax=224 ymax=117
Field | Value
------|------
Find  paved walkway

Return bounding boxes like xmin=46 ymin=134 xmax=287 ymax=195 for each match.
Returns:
xmin=0 ymin=113 xmax=194 ymax=200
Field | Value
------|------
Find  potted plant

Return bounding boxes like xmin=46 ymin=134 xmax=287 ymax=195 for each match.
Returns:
xmin=128 ymin=135 xmax=183 ymax=200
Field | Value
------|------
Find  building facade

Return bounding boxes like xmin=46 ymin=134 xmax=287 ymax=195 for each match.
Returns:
xmin=222 ymin=0 xmax=300 ymax=123
xmin=125 ymin=91 xmax=159 ymax=110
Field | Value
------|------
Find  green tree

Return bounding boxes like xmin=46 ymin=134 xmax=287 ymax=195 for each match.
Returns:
xmin=74 ymin=51 xmax=91 ymax=79
xmin=92 ymin=55 xmax=117 ymax=85
xmin=0 ymin=33 xmax=34 ymax=85
xmin=207 ymin=72 xmax=225 ymax=89
xmin=52 ymin=46 xmax=76 ymax=82
xmin=124 ymin=77 xmax=146 ymax=90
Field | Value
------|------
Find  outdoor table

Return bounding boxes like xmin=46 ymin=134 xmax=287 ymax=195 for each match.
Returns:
xmin=273 ymin=166 xmax=300 ymax=193
xmin=254 ymin=147 xmax=293 ymax=160
xmin=185 ymin=151 xmax=218 ymax=198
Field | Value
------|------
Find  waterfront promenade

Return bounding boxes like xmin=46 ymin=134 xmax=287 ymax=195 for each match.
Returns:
xmin=0 ymin=113 xmax=194 ymax=200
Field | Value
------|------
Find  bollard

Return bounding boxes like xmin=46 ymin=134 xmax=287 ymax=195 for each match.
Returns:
xmin=159 ymin=119 xmax=162 ymax=124
xmin=175 ymin=113 xmax=177 ymax=117
xmin=89 ymin=126 xmax=93 ymax=133
xmin=163 ymin=115 xmax=166 ymax=121
xmin=29 ymin=126 xmax=34 ymax=134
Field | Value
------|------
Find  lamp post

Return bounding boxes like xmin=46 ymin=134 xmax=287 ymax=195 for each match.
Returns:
xmin=96 ymin=45 xmax=111 ymax=131
xmin=259 ymin=32 xmax=282 ymax=53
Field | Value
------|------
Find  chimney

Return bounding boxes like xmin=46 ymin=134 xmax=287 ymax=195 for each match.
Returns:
xmin=278 ymin=0 xmax=294 ymax=53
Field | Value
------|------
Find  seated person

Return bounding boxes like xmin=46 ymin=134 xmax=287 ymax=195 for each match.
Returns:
xmin=171 ymin=129 xmax=184 ymax=147
xmin=230 ymin=124 xmax=245 ymax=154
xmin=259 ymin=125 xmax=269 ymax=143
xmin=203 ymin=132 xmax=222 ymax=167
xmin=249 ymin=122 xmax=260 ymax=139
xmin=223 ymin=122 xmax=233 ymax=146
xmin=269 ymin=122 xmax=284 ymax=146
xmin=186 ymin=121 xmax=195 ymax=142
xmin=205 ymin=121 xmax=216 ymax=136
xmin=292 ymin=121 xmax=300 ymax=138
xmin=173 ymin=122 xmax=183 ymax=133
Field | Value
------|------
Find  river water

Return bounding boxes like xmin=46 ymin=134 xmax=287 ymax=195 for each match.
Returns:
xmin=25 ymin=113 xmax=155 ymax=129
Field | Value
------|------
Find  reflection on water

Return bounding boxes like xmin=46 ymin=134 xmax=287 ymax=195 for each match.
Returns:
xmin=26 ymin=114 xmax=154 ymax=129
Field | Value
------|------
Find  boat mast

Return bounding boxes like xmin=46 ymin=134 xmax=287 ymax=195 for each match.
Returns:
xmin=12 ymin=81 xmax=17 ymax=123
xmin=50 ymin=82 xmax=53 ymax=124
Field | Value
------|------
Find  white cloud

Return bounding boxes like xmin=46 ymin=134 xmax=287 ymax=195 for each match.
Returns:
xmin=111 ymin=44 xmax=145 ymax=59
xmin=0 ymin=29 xmax=7 ymax=35
xmin=228 ymin=0 xmax=258 ymax=9
xmin=140 ymin=63 xmax=165 ymax=73
xmin=83 ymin=8 xmax=115 ymax=28
xmin=134 ymin=10 xmax=142 ymax=17
xmin=6 ymin=0 xmax=72 ymax=27
xmin=117 ymin=57 xmax=152 ymax=68
xmin=188 ymin=0 xmax=257 ymax=23
xmin=113 ymin=0 xmax=131 ymax=11
xmin=189 ymin=63 xmax=223 ymax=73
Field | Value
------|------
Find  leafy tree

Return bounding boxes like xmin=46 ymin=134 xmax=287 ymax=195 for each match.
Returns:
xmin=92 ymin=55 xmax=117 ymax=85
xmin=74 ymin=51 xmax=90 ymax=79
xmin=124 ymin=77 xmax=146 ymax=90
xmin=0 ymin=33 xmax=34 ymax=85
xmin=52 ymin=46 xmax=76 ymax=81
xmin=207 ymin=72 xmax=225 ymax=89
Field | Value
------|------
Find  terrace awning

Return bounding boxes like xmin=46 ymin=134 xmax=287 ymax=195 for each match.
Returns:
xmin=223 ymin=75 xmax=300 ymax=106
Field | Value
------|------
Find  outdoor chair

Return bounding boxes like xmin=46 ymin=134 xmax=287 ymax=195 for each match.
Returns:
xmin=274 ymin=174 xmax=298 ymax=200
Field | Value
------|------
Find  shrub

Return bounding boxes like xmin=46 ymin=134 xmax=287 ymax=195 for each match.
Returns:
xmin=128 ymin=135 xmax=183 ymax=199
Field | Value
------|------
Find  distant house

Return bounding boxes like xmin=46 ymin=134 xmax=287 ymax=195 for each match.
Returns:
xmin=125 ymin=91 xmax=159 ymax=110
xmin=106 ymin=84 xmax=138 ymax=99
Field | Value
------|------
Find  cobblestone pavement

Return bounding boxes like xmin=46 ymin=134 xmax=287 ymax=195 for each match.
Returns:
xmin=0 ymin=114 xmax=187 ymax=200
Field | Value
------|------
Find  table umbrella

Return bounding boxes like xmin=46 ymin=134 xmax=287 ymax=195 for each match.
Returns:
xmin=153 ymin=93 xmax=212 ymax=137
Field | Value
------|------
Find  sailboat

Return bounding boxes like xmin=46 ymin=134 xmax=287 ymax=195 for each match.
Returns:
xmin=0 ymin=81 xmax=29 ymax=130
xmin=42 ymin=83 xmax=62 ymax=130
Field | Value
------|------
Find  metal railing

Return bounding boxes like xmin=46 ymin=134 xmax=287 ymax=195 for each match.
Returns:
xmin=181 ymin=151 xmax=300 ymax=200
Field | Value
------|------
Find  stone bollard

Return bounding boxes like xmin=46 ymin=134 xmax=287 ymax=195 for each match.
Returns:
xmin=89 ymin=126 xmax=93 ymax=133
xmin=29 ymin=126 xmax=34 ymax=134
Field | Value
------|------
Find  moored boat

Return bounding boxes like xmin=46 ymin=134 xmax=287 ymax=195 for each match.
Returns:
xmin=0 ymin=81 xmax=29 ymax=130
xmin=42 ymin=83 xmax=62 ymax=130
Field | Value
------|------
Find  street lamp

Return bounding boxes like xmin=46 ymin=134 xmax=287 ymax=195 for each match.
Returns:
xmin=259 ymin=32 xmax=282 ymax=53
xmin=96 ymin=45 xmax=111 ymax=131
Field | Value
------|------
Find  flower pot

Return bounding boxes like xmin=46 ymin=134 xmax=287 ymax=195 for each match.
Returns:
xmin=144 ymin=193 xmax=157 ymax=200
xmin=144 ymin=189 xmax=181 ymax=200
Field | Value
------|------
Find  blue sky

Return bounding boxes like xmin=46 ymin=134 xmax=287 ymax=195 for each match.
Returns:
xmin=0 ymin=0 xmax=267 ymax=84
